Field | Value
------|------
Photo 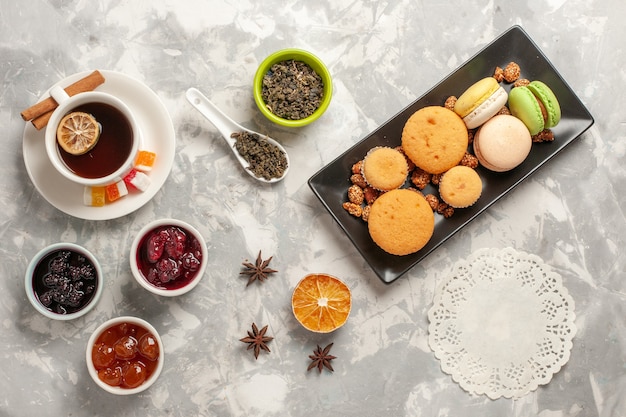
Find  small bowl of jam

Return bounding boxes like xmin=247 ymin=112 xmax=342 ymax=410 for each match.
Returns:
xmin=130 ymin=218 xmax=207 ymax=297
xmin=25 ymin=242 xmax=103 ymax=320
xmin=86 ymin=316 xmax=164 ymax=395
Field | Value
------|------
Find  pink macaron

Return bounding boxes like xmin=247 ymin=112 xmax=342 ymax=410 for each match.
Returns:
xmin=473 ymin=114 xmax=532 ymax=172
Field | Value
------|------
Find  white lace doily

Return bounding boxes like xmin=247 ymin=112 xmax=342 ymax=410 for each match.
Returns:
xmin=427 ymin=247 xmax=577 ymax=400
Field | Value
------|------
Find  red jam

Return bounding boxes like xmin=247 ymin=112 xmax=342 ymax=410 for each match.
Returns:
xmin=135 ymin=225 xmax=203 ymax=290
xmin=92 ymin=321 xmax=160 ymax=389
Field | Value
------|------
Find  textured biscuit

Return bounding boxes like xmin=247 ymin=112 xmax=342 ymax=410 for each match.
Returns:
xmin=439 ymin=165 xmax=483 ymax=208
xmin=367 ymin=189 xmax=435 ymax=256
xmin=401 ymin=106 xmax=468 ymax=174
xmin=361 ymin=147 xmax=408 ymax=191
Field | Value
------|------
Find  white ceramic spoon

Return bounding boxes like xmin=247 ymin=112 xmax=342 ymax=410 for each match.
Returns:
xmin=185 ymin=87 xmax=289 ymax=183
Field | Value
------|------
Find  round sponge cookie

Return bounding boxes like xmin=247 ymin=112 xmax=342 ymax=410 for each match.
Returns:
xmin=368 ymin=189 xmax=435 ymax=256
xmin=361 ymin=147 xmax=408 ymax=191
xmin=401 ymin=106 xmax=468 ymax=174
xmin=439 ymin=166 xmax=483 ymax=208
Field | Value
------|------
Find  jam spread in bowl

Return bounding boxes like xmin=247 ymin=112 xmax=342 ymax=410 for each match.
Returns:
xmin=86 ymin=316 xmax=164 ymax=395
xmin=25 ymin=242 xmax=103 ymax=320
xmin=130 ymin=218 xmax=207 ymax=297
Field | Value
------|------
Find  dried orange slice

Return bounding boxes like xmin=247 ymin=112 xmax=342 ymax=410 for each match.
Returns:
xmin=292 ymin=273 xmax=351 ymax=333
xmin=56 ymin=111 xmax=100 ymax=155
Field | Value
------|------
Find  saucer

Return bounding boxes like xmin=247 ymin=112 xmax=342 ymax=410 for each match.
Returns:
xmin=22 ymin=70 xmax=176 ymax=220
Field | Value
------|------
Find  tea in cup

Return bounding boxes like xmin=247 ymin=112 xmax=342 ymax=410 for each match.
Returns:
xmin=44 ymin=86 xmax=141 ymax=187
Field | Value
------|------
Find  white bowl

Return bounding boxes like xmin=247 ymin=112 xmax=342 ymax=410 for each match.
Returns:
xmin=130 ymin=218 xmax=207 ymax=297
xmin=86 ymin=316 xmax=164 ymax=395
xmin=25 ymin=242 xmax=103 ymax=320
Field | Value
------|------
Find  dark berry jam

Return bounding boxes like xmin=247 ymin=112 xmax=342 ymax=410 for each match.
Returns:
xmin=136 ymin=225 xmax=203 ymax=290
xmin=92 ymin=321 xmax=160 ymax=389
xmin=32 ymin=249 xmax=98 ymax=315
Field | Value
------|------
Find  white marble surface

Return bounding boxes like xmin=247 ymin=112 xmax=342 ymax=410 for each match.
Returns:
xmin=1 ymin=0 xmax=626 ymax=416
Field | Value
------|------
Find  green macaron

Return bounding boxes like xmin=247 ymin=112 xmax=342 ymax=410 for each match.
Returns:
xmin=508 ymin=81 xmax=561 ymax=136
xmin=528 ymin=81 xmax=561 ymax=129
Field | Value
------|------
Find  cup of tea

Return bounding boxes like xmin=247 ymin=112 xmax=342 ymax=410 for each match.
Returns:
xmin=44 ymin=86 xmax=141 ymax=187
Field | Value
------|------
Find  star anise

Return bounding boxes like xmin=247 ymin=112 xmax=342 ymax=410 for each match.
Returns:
xmin=240 ymin=250 xmax=278 ymax=286
xmin=308 ymin=343 xmax=336 ymax=373
xmin=240 ymin=323 xmax=273 ymax=359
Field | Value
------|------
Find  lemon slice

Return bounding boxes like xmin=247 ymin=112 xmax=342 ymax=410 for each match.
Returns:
xmin=56 ymin=111 xmax=101 ymax=155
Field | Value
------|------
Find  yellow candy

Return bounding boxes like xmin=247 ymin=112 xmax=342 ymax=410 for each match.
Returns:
xmin=83 ymin=186 xmax=106 ymax=207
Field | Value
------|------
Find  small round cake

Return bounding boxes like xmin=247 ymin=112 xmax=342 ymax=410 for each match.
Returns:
xmin=401 ymin=106 xmax=469 ymax=174
xmin=368 ymin=189 xmax=435 ymax=256
xmin=439 ymin=165 xmax=483 ymax=208
xmin=361 ymin=147 xmax=408 ymax=191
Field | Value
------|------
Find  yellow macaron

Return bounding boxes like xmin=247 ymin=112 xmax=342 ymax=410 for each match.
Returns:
xmin=454 ymin=77 xmax=508 ymax=129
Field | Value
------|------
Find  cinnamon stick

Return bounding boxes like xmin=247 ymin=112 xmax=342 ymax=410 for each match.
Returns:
xmin=31 ymin=111 xmax=54 ymax=130
xmin=21 ymin=70 xmax=105 ymax=130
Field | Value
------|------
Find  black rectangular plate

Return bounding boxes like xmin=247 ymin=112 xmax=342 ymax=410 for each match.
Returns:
xmin=308 ymin=25 xmax=594 ymax=284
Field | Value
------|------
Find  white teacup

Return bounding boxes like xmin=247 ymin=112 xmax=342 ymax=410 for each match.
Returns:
xmin=45 ymin=86 xmax=141 ymax=187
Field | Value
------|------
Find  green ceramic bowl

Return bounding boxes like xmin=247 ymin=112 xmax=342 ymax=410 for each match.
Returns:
xmin=253 ymin=49 xmax=332 ymax=127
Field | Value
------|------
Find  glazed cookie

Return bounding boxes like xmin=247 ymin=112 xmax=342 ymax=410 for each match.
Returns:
xmin=368 ymin=189 xmax=435 ymax=256
xmin=401 ymin=106 xmax=469 ymax=174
